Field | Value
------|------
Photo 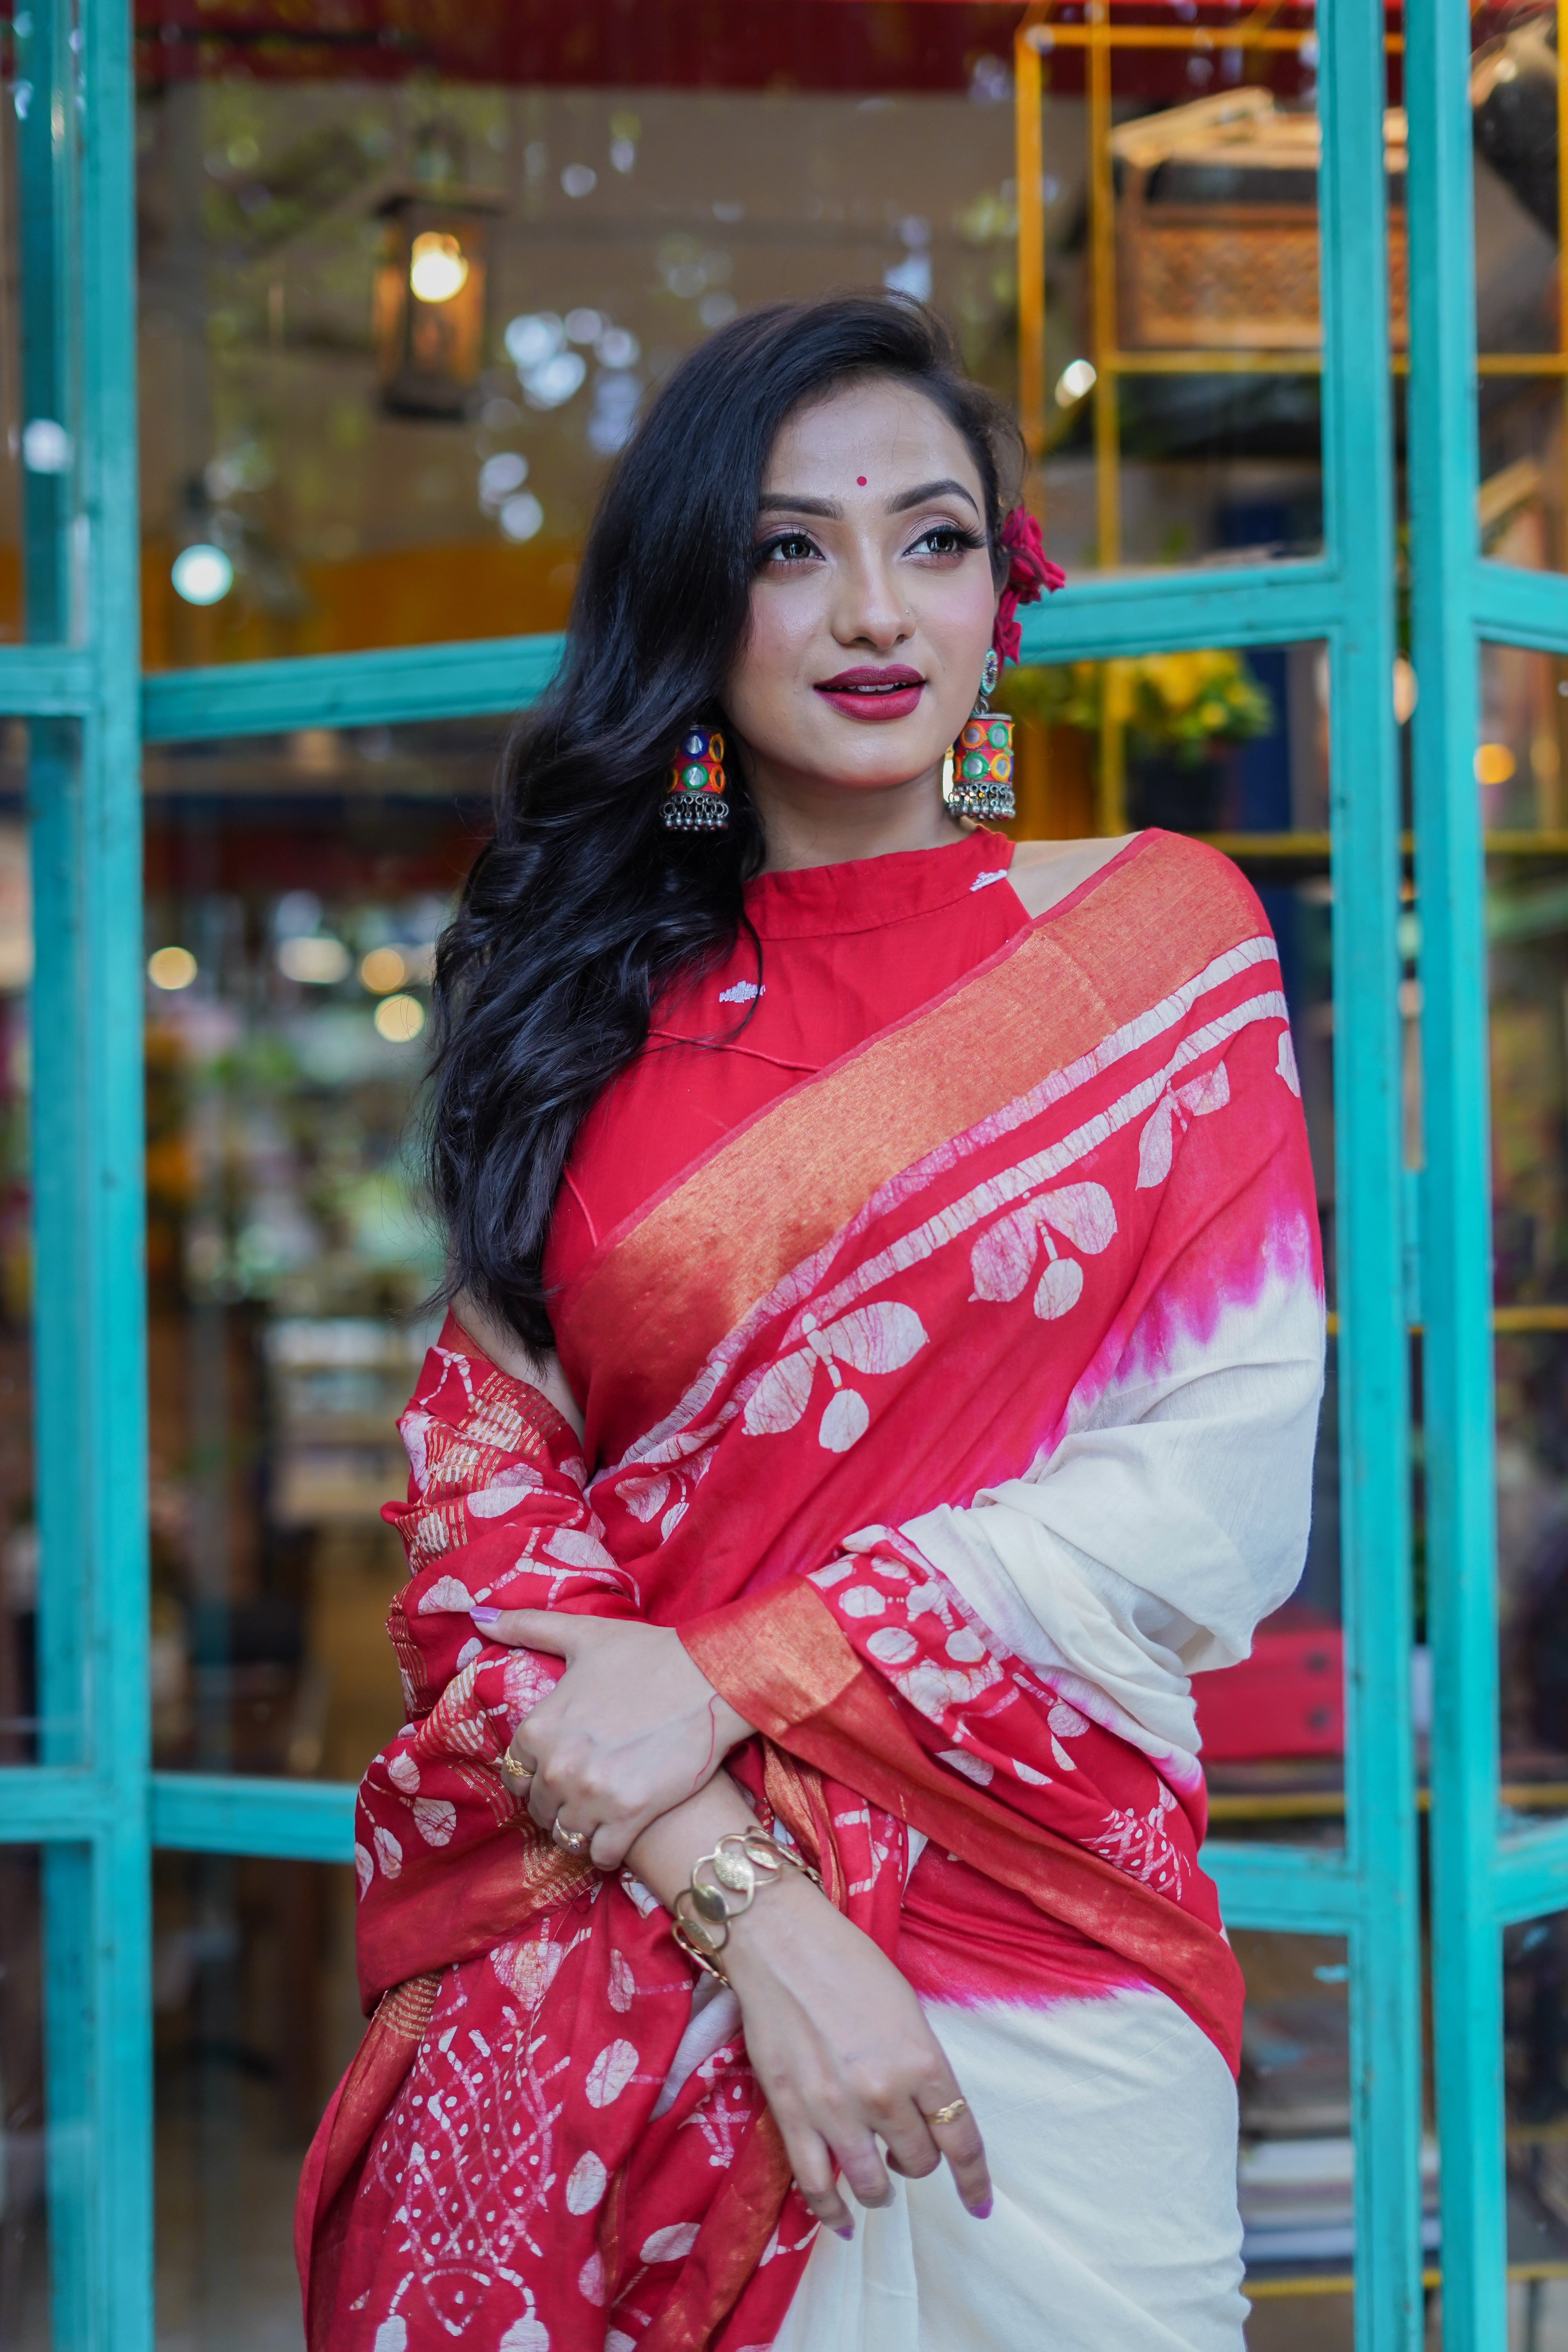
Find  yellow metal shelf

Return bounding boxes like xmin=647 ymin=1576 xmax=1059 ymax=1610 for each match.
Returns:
xmin=1207 ymin=1783 xmax=1568 ymax=1824
xmin=1190 ymin=831 xmax=1568 ymax=860
xmin=1247 ymin=2263 xmax=1568 ymax=2302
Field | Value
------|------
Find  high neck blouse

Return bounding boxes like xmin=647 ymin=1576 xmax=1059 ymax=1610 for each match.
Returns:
xmin=542 ymin=828 xmax=1030 ymax=1311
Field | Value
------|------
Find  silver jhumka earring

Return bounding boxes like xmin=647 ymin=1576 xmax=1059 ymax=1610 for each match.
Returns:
xmin=941 ymin=648 xmax=1016 ymax=821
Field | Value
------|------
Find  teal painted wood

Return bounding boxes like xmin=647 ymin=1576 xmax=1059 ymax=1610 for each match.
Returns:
xmin=0 ymin=645 xmax=96 ymax=710
xmin=27 ymin=2 xmax=156 ymax=2346
xmin=142 ymin=628 xmax=568 ymax=742
xmin=151 ymin=1773 xmax=358 ymax=1861
xmin=16 ymin=6 xmax=99 ymax=2347
xmin=1406 ymin=2 xmax=1510 ymax=2346
xmin=16 ymin=0 xmax=75 ymax=650
xmin=1472 ymin=561 xmax=1568 ymax=651
xmin=1020 ymin=564 xmax=1344 ymax=663
xmin=1317 ymin=0 xmax=1425 ymax=2343
xmin=0 ymin=1766 xmax=115 ymax=1837
xmin=1492 ymin=1820 xmax=1568 ymax=1928
xmin=1200 ymin=1841 xmax=1360 ymax=1935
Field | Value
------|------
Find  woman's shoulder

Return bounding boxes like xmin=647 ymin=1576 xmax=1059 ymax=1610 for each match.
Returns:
xmin=1008 ymin=828 xmax=1261 ymax=931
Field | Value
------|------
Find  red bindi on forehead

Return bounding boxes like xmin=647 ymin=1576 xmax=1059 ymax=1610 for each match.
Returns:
xmin=856 ymin=476 xmax=867 ymax=486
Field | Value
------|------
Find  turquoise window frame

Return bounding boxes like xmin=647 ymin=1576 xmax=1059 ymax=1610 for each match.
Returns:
xmin=1409 ymin=7 xmax=1568 ymax=2350
xmin=0 ymin=0 xmax=1486 ymax=2342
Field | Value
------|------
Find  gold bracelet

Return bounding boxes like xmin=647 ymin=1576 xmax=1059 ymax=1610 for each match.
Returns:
xmin=670 ymin=1827 xmax=819 ymax=1986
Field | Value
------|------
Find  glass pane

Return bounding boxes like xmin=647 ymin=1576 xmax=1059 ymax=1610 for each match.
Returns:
xmin=1234 ymin=1929 xmax=1363 ymax=2346
xmin=136 ymin=0 xmax=1346 ymax=670
xmin=1002 ymin=641 xmax=1344 ymax=1840
xmin=0 ymin=1848 xmax=50 ymax=2349
xmin=1471 ymin=5 xmax=1568 ymax=578
xmin=156 ymin=1855 xmax=356 ymax=2343
xmin=1480 ymin=644 xmax=1568 ymax=1802
xmin=1501 ymin=1909 xmax=1568 ymax=2338
xmin=145 ymin=722 xmax=483 ymax=1775
xmin=1025 ymin=0 xmax=1333 ymax=575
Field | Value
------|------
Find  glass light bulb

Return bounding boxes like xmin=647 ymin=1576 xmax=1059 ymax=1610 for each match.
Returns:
xmin=408 ymin=232 xmax=469 ymax=305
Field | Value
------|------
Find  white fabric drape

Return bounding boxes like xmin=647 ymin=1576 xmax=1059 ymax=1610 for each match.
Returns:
xmin=898 ymin=1268 xmax=1325 ymax=1778
xmin=768 ymin=1987 xmax=1248 ymax=2352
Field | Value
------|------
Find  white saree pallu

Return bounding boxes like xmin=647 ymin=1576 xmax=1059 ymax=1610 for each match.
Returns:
xmin=770 ymin=1987 xmax=1247 ymax=2352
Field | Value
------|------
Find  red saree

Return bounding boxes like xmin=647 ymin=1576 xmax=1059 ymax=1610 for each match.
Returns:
xmin=297 ymin=827 xmax=1320 ymax=2351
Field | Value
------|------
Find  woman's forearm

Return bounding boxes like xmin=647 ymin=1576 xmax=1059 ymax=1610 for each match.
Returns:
xmin=622 ymin=1768 xmax=764 ymax=1915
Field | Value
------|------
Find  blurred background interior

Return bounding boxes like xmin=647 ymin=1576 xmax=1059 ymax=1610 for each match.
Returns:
xmin=5 ymin=0 xmax=1568 ymax=2343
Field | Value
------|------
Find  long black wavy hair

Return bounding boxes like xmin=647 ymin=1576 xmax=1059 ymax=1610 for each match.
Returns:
xmin=428 ymin=292 xmax=1023 ymax=1351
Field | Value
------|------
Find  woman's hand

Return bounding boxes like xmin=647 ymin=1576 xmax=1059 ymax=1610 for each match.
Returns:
xmin=722 ymin=1869 xmax=993 ymax=2234
xmin=623 ymin=1776 xmax=993 ymax=2236
xmin=472 ymin=1608 xmax=755 ymax=1869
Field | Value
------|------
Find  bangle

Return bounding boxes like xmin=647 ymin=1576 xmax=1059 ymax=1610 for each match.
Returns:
xmin=670 ymin=1827 xmax=819 ymax=1986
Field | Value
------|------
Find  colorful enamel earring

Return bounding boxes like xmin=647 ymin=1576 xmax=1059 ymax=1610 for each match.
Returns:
xmin=663 ymin=723 xmax=730 ymax=831
xmin=942 ymin=648 xmax=1016 ymax=822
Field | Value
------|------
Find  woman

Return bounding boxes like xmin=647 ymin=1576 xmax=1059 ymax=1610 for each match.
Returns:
xmin=296 ymin=295 xmax=1323 ymax=2352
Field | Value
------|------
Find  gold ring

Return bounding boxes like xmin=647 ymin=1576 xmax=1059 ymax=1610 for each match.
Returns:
xmin=498 ymin=1749 xmax=532 ymax=1798
xmin=923 ymin=2097 xmax=969 ymax=2128
xmin=552 ymin=1816 xmax=593 ymax=1858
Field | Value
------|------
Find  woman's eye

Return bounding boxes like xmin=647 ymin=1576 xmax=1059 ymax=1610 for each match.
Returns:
xmin=910 ymin=524 xmax=973 ymax=559
xmin=760 ymin=534 xmax=820 ymax=565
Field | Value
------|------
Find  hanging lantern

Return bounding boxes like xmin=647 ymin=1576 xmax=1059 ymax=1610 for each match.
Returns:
xmin=373 ymin=190 xmax=502 ymax=419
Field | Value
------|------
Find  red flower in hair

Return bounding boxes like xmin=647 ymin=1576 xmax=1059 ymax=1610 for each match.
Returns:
xmin=993 ymin=508 xmax=1065 ymax=668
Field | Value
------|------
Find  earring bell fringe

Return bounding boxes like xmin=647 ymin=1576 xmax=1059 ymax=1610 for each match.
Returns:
xmin=664 ymin=724 xmax=730 ymax=831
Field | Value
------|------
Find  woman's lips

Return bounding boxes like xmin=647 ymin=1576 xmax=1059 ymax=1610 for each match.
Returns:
xmin=813 ymin=666 xmax=926 ymax=723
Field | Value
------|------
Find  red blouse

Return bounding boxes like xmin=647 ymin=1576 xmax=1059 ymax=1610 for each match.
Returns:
xmin=543 ymin=826 xmax=1028 ymax=1305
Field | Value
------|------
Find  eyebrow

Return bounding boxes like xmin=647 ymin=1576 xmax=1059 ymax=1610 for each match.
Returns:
xmin=756 ymin=476 xmax=983 ymax=521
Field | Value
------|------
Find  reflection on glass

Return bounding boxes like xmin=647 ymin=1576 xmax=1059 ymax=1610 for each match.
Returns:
xmin=1478 ymin=640 xmax=1568 ymax=837
xmin=1233 ymin=1929 xmax=1368 ymax=2349
xmin=1002 ymin=639 xmax=1345 ymax=1837
xmin=144 ymin=723 xmax=495 ymax=1779
xmin=0 ymin=1849 xmax=49 ymax=2349
xmin=1018 ymin=0 xmax=1333 ymax=574
xmin=136 ymin=2 xmax=1029 ymax=664
xmin=1002 ymin=640 xmax=1327 ymax=839
xmin=1499 ymin=1911 xmax=1568 ymax=2339
xmin=155 ymin=1856 xmax=356 ymax=2345
xmin=133 ymin=0 xmax=1350 ymax=667
xmin=1479 ymin=643 xmax=1568 ymax=1792
xmin=1472 ymin=5 xmax=1568 ymax=577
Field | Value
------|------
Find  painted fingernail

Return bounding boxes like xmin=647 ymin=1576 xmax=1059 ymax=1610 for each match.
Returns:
xmin=972 ymin=2199 xmax=993 ymax=2220
xmin=469 ymin=1607 xmax=501 ymax=1626
xmin=835 ymin=2225 xmax=856 ymax=2241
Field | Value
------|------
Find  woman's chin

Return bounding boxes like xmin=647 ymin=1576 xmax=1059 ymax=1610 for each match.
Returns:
xmin=780 ymin=735 xmax=951 ymax=800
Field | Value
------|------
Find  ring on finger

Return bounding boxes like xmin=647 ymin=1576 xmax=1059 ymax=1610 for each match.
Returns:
xmin=921 ymin=2096 xmax=969 ymax=2128
xmin=551 ymin=1813 xmax=593 ymax=1858
xmin=498 ymin=1747 xmax=533 ymax=1798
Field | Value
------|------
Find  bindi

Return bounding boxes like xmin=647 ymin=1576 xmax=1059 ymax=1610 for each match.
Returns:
xmin=856 ymin=475 xmax=867 ymax=486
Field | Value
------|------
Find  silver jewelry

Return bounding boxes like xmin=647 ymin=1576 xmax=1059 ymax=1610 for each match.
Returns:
xmin=941 ymin=650 xmax=1016 ymax=822
xmin=551 ymin=1815 xmax=593 ymax=1858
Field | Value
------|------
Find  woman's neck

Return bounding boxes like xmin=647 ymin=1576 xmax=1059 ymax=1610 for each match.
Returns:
xmin=749 ymin=761 xmax=969 ymax=875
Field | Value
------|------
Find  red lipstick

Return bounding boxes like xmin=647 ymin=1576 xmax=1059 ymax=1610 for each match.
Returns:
xmin=813 ymin=664 xmax=925 ymax=722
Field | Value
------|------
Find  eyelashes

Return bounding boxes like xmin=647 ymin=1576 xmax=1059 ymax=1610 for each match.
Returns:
xmin=910 ymin=522 xmax=986 ymax=558
xmin=754 ymin=531 xmax=820 ymax=567
xmin=752 ymin=521 xmax=987 ymax=568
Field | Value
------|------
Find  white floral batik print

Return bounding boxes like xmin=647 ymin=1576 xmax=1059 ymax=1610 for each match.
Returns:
xmin=743 ymin=1301 xmax=928 ymax=1453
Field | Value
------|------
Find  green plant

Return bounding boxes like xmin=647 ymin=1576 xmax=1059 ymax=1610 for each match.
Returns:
xmin=1006 ymin=649 xmax=1275 ymax=766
